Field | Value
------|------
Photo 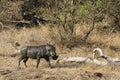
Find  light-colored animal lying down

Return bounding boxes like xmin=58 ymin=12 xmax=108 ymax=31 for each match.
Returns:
xmin=56 ymin=57 xmax=108 ymax=65
xmin=56 ymin=48 xmax=120 ymax=66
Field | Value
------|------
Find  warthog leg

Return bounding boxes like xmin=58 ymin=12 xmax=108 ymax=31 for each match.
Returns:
xmin=18 ymin=57 xmax=29 ymax=67
xmin=45 ymin=57 xmax=51 ymax=68
xmin=36 ymin=57 xmax=41 ymax=68
xmin=23 ymin=57 xmax=29 ymax=67
xmin=18 ymin=57 xmax=24 ymax=67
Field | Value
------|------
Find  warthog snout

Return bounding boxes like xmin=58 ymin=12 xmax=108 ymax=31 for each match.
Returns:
xmin=48 ymin=45 xmax=58 ymax=60
xmin=52 ymin=55 xmax=58 ymax=60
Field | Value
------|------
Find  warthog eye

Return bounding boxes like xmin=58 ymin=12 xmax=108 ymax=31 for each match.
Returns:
xmin=50 ymin=51 xmax=56 ymax=56
xmin=48 ymin=49 xmax=51 ymax=52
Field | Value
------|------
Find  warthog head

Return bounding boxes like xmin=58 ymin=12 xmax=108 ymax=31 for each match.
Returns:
xmin=46 ymin=44 xmax=58 ymax=60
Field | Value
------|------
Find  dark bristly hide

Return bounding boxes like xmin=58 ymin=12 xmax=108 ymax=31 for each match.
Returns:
xmin=18 ymin=44 xmax=58 ymax=68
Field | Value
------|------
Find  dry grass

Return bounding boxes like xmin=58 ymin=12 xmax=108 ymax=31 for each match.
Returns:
xmin=0 ymin=24 xmax=120 ymax=80
xmin=0 ymin=27 xmax=55 ymax=54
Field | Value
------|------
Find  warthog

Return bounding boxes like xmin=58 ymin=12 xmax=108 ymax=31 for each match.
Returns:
xmin=18 ymin=44 xmax=58 ymax=68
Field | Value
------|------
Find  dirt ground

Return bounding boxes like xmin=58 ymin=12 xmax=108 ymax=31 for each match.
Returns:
xmin=0 ymin=27 xmax=120 ymax=80
xmin=0 ymin=48 xmax=120 ymax=80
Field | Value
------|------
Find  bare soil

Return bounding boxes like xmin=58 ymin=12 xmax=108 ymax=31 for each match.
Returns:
xmin=0 ymin=47 xmax=120 ymax=80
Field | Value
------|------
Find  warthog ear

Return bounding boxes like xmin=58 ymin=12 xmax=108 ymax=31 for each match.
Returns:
xmin=46 ymin=43 xmax=49 ymax=45
xmin=52 ymin=43 xmax=55 ymax=47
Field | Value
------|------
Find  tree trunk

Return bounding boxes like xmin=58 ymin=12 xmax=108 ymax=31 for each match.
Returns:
xmin=82 ymin=10 xmax=95 ymax=41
